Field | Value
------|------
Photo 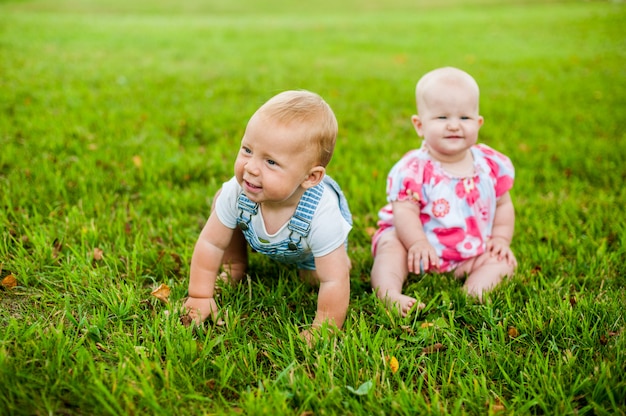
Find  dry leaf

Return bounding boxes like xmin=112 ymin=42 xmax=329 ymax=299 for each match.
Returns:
xmin=420 ymin=322 xmax=434 ymax=329
xmin=388 ymin=356 xmax=399 ymax=374
xmin=151 ymin=283 xmax=170 ymax=304
xmin=393 ymin=54 xmax=407 ymax=64
xmin=365 ymin=227 xmax=377 ymax=238
xmin=487 ymin=397 xmax=506 ymax=413
xmin=132 ymin=155 xmax=143 ymax=168
xmin=1 ymin=274 xmax=17 ymax=290
xmin=93 ymin=247 xmax=104 ymax=261
xmin=422 ymin=342 xmax=446 ymax=355
xmin=52 ymin=238 xmax=63 ymax=259
xmin=400 ymin=325 xmax=414 ymax=335
xmin=508 ymin=326 xmax=519 ymax=338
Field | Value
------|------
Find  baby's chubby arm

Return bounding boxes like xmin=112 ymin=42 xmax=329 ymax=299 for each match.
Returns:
xmin=184 ymin=212 xmax=234 ymax=324
xmin=487 ymin=191 xmax=517 ymax=265
xmin=310 ymin=245 xmax=351 ymax=331
xmin=392 ymin=200 xmax=440 ymax=273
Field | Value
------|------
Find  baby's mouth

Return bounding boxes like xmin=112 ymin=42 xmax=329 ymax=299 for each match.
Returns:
xmin=245 ymin=180 xmax=261 ymax=191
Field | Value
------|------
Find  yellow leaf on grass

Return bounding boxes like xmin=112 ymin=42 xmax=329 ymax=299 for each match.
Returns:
xmin=132 ymin=155 xmax=143 ymax=168
xmin=151 ymin=283 xmax=170 ymax=304
xmin=487 ymin=397 xmax=506 ymax=413
xmin=1 ymin=274 xmax=17 ymax=289
xmin=365 ymin=227 xmax=377 ymax=238
xmin=388 ymin=356 xmax=399 ymax=374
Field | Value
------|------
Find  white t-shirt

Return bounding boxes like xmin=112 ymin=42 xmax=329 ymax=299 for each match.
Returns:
xmin=215 ymin=177 xmax=352 ymax=258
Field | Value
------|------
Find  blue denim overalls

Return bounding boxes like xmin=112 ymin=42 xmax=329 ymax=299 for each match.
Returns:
xmin=236 ymin=176 xmax=352 ymax=270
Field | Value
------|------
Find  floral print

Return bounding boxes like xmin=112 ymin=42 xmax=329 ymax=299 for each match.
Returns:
xmin=373 ymin=143 xmax=514 ymax=272
xmin=432 ymin=198 xmax=450 ymax=218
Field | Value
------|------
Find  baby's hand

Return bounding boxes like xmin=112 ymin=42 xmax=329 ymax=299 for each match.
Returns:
xmin=486 ymin=237 xmax=517 ymax=266
xmin=299 ymin=325 xmax=339 ymax=347
xmin=407 ymin=239 xmax=440 ymax=273
xmin=299 ymin=328 xmax=317 ymax=347
xmin=182 ymin=296 xmax=223 ymax=326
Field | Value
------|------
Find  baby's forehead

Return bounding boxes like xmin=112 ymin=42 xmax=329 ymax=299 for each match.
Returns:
xmin=422 ymin=74 xmax=477 ymax=94
xmin=246 ymin=113 xmax=310 ymax=142
xmin=417 ymin=74 xmax=479 ymax=109
xmin=249 ymin=111 xmax=309 ymax=133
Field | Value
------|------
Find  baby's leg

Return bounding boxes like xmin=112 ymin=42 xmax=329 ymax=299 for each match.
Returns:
xmin=455 ymin=251 xmax=516 ymax=301
xmin=371 ymin=230 xmax=424 ymax=316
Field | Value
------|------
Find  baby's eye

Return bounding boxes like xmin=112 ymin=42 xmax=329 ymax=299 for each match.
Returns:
xmin=460 ymin=116 xmax=470 ymax=120
xmin=437 ymin=116 xmax=447 ymax=120
xmin=241 ymin=146 xmax=252 ymax=154
xmin=267 ymin=159 xmax=277 ymax=166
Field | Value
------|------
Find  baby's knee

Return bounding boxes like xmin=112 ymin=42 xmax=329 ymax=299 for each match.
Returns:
xmin=375 ymin=232 xmax=405 ymax=253
xmin=495 ymin=256 xmax=516 ymax=277
xmin=482 ymin=252 xmax=516 ymax=276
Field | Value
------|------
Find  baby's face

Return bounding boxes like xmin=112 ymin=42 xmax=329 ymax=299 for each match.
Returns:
xmin=415 ymin=82 xmax=483 ymax=163
xmin=234 ymin=115 xmax=317 ymax=206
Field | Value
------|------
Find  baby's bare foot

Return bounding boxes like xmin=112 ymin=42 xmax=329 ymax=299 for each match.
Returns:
xmin=218 ymin=268 xmax=247 ymax=285
xmin=381 ymin=292 xmax=425 ymax=317
xmin=214 ymin=271 xmax=244 ymax=294
xmin=217 ymin=271 xmax=230 ymax=284
xmin=396 ymin=295 xmax=425 ymax=316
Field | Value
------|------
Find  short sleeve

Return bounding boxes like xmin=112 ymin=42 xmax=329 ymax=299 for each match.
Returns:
xmin=214 ymin=177 xmax=241 ymax=228
xmin=475 ymin=144 xmax=515 ymax=198
xmin=386 ymin=150 xmax=429 ymax=206
xmin=308 ymin=187 xmax=352 ymax=257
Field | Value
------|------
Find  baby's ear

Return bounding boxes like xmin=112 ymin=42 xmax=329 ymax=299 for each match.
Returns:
xmin=302 ymin=166 xmax=325 ymax=189
xmin=411 ymin=115 xmax=424 ymax=137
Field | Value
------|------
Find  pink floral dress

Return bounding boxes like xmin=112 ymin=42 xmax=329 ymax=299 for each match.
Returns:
xmin=372 ymin=143 xmax=514 ymax=272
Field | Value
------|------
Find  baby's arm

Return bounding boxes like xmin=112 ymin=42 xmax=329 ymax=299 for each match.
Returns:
xmin=310 ymin=246 xmax=351 ymax=330
xmin=486 ymin=192 xmax=517 ymax=265
xmin=392 ymin=200 xmax=440 ymax=273
xmin=185 ymin=212 xmax=234 ymax=324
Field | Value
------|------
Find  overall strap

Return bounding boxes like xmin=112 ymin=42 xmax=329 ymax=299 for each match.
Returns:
xmin=287 ymin=180 xmax=325 ymax=238
xmin=236 ymin=192 xmax=258 ymax=231
xmin=235 ymin=181 xmax=324 ymax=251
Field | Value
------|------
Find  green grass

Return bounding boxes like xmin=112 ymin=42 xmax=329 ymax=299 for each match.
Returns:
xmin=1 ymin=0 xmax=625 ymax=414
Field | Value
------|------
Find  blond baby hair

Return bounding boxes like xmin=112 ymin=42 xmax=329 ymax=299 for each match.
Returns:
xmin=255 ymin=90 xmax=338 ymax=167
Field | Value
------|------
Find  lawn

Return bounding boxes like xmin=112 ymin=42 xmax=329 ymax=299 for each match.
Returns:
xmin=1 ymin=0 xmax=625 ymax=414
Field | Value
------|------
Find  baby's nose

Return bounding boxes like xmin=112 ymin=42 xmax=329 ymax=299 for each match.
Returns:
xmin=447 ymin=119 xmax=460 ymax=129
xmin=245 ymin=158 xmax=260 ymax=174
